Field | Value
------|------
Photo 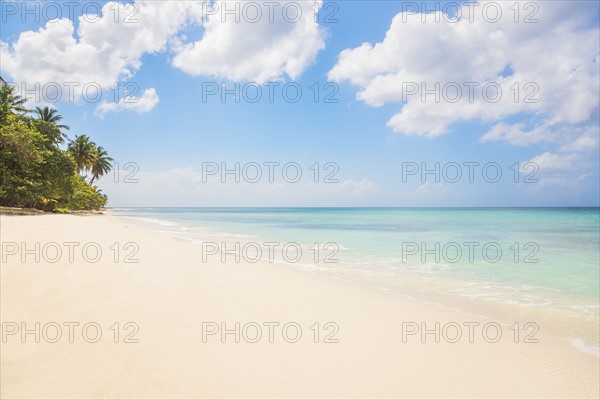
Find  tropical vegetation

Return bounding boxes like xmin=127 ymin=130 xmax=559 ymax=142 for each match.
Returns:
xmin=0 ymin=85 xmax=112 ymax=212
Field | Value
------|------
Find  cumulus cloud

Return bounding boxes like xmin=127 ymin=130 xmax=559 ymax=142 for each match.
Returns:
xmin=328 ymin=1 xmax=599 ymax=190
xmin=480 ymin=121 xmax=599 ymax=188
xmin=518 ymin=125 xmax=600 ymax=188
xmin=1 ymin=2 xmax=201 ymax=101
xmin=1 ymin=0 xmax=326 ymax=106
xmin=95 ymin=88 xmax=159 ymax=117
xmin=520 ymin=152 xmax=588 ymax=189
xmin=328 ymin=0 xmax=599 ymax=138
xmin=171 ymin=0 xmax=326 ymax=83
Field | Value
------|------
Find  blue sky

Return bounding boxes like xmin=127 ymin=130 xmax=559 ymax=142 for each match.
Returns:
xmin=1 ymin=0 xmax=599 ymax=206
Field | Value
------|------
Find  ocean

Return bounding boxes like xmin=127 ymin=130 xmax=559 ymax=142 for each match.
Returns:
xmin=110 ymin=207 xmax=600 ymax=352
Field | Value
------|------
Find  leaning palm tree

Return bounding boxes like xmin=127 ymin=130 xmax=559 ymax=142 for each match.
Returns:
xmin=89 ymin=146 xmax=114 ymax=185
xmin=67 ymin=135 xmax=96 ymax=174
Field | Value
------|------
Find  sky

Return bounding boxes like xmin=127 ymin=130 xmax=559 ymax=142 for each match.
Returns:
xmin=1 ymin=0 xmax=599 ymax=207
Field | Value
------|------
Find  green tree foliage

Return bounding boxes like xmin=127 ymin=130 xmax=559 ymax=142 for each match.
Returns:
xmin=68 ymin=174 xmax=108 ymax=211
xmin=34 ymin=106 xmax=69 ymax=144
xmin=0 ymin=114 xmax=50 ymax=208
xmin=0 ymin=85 xmax=111 ymax=212
xmin=0 ymin=85 xmax=28 ymax=122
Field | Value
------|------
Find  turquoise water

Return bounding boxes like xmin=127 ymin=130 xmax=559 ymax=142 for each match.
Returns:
xmin=111 ymin=207 xmax=600 ymax=316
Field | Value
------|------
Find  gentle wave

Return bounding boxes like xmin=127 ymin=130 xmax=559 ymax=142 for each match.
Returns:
xmin=109 ymin=207 xmax=600 ymax=324
xmin=571 ymin=338 xmax=600 ymax=358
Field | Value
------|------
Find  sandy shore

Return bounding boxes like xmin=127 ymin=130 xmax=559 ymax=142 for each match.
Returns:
xmin=1 ymin=214 xmax=598 ymax=399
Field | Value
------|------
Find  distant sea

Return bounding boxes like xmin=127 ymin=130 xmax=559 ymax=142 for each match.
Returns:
xmin=110 ymin=207 xmax=600 ymax=353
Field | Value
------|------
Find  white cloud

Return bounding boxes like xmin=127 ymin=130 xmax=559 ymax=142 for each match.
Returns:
xmin=328 ymin=1 xmax=599 ymax=191
xmin=95 ymin=88 xmax=159 ymax=116
xmin=339 ymin=178 xmax=376 ymax=195
xmin=480 ymin=123 xmax=600 ymax=149
xmin=1 ymin=2 xmax=201 ymax=101
xmin=558 ymin=127 xmax=600 ymax=154
xmin=98 ymin=167 xmax=377 ymax=207
xmin=528 ymin=152 xmax=580 ymax=174
xmin=328 ymin=1 xmax=599 ymax=138
xmin=519 ymin=124 xmax=599 ymax=189
xmin=520 ymin=152 xmax=585 ymax=189
xmin=1 ymin=0 xmax=325 ymax=105
xmin=171 ymin=0 xmax=326 ymax=83
xmin=395 ymin=182 xmax=449 ymax=200
xmin=479 ymin=121 xmax=599 ymax=188
xmin=480 ymin=122 xmax=549 ymax=147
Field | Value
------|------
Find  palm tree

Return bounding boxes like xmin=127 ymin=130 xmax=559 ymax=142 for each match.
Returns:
xmin=34 ymin=107 xmax=69 ymax=129
xmin=0 ymin=85 xmax=28 ymax=121
xmin=89 ymin=146 xmax=114 ymax=185
xmin=34 ymin=106 xmax=69 ymax=143
xmin=67 ymin=135 xmax=96 ymax=174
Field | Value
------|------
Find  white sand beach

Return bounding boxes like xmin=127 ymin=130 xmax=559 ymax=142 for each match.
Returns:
xmin=1 ymin=214 xmax=598 ymax=399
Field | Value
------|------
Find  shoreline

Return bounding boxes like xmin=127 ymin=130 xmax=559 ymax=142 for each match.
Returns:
xmin=0 ymin=206 xmax=105 ymax=216
xmin=1 ymin=214 xmax=599 ymax=398
xmin=110 ymin=210 xmax=600 ymax=356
